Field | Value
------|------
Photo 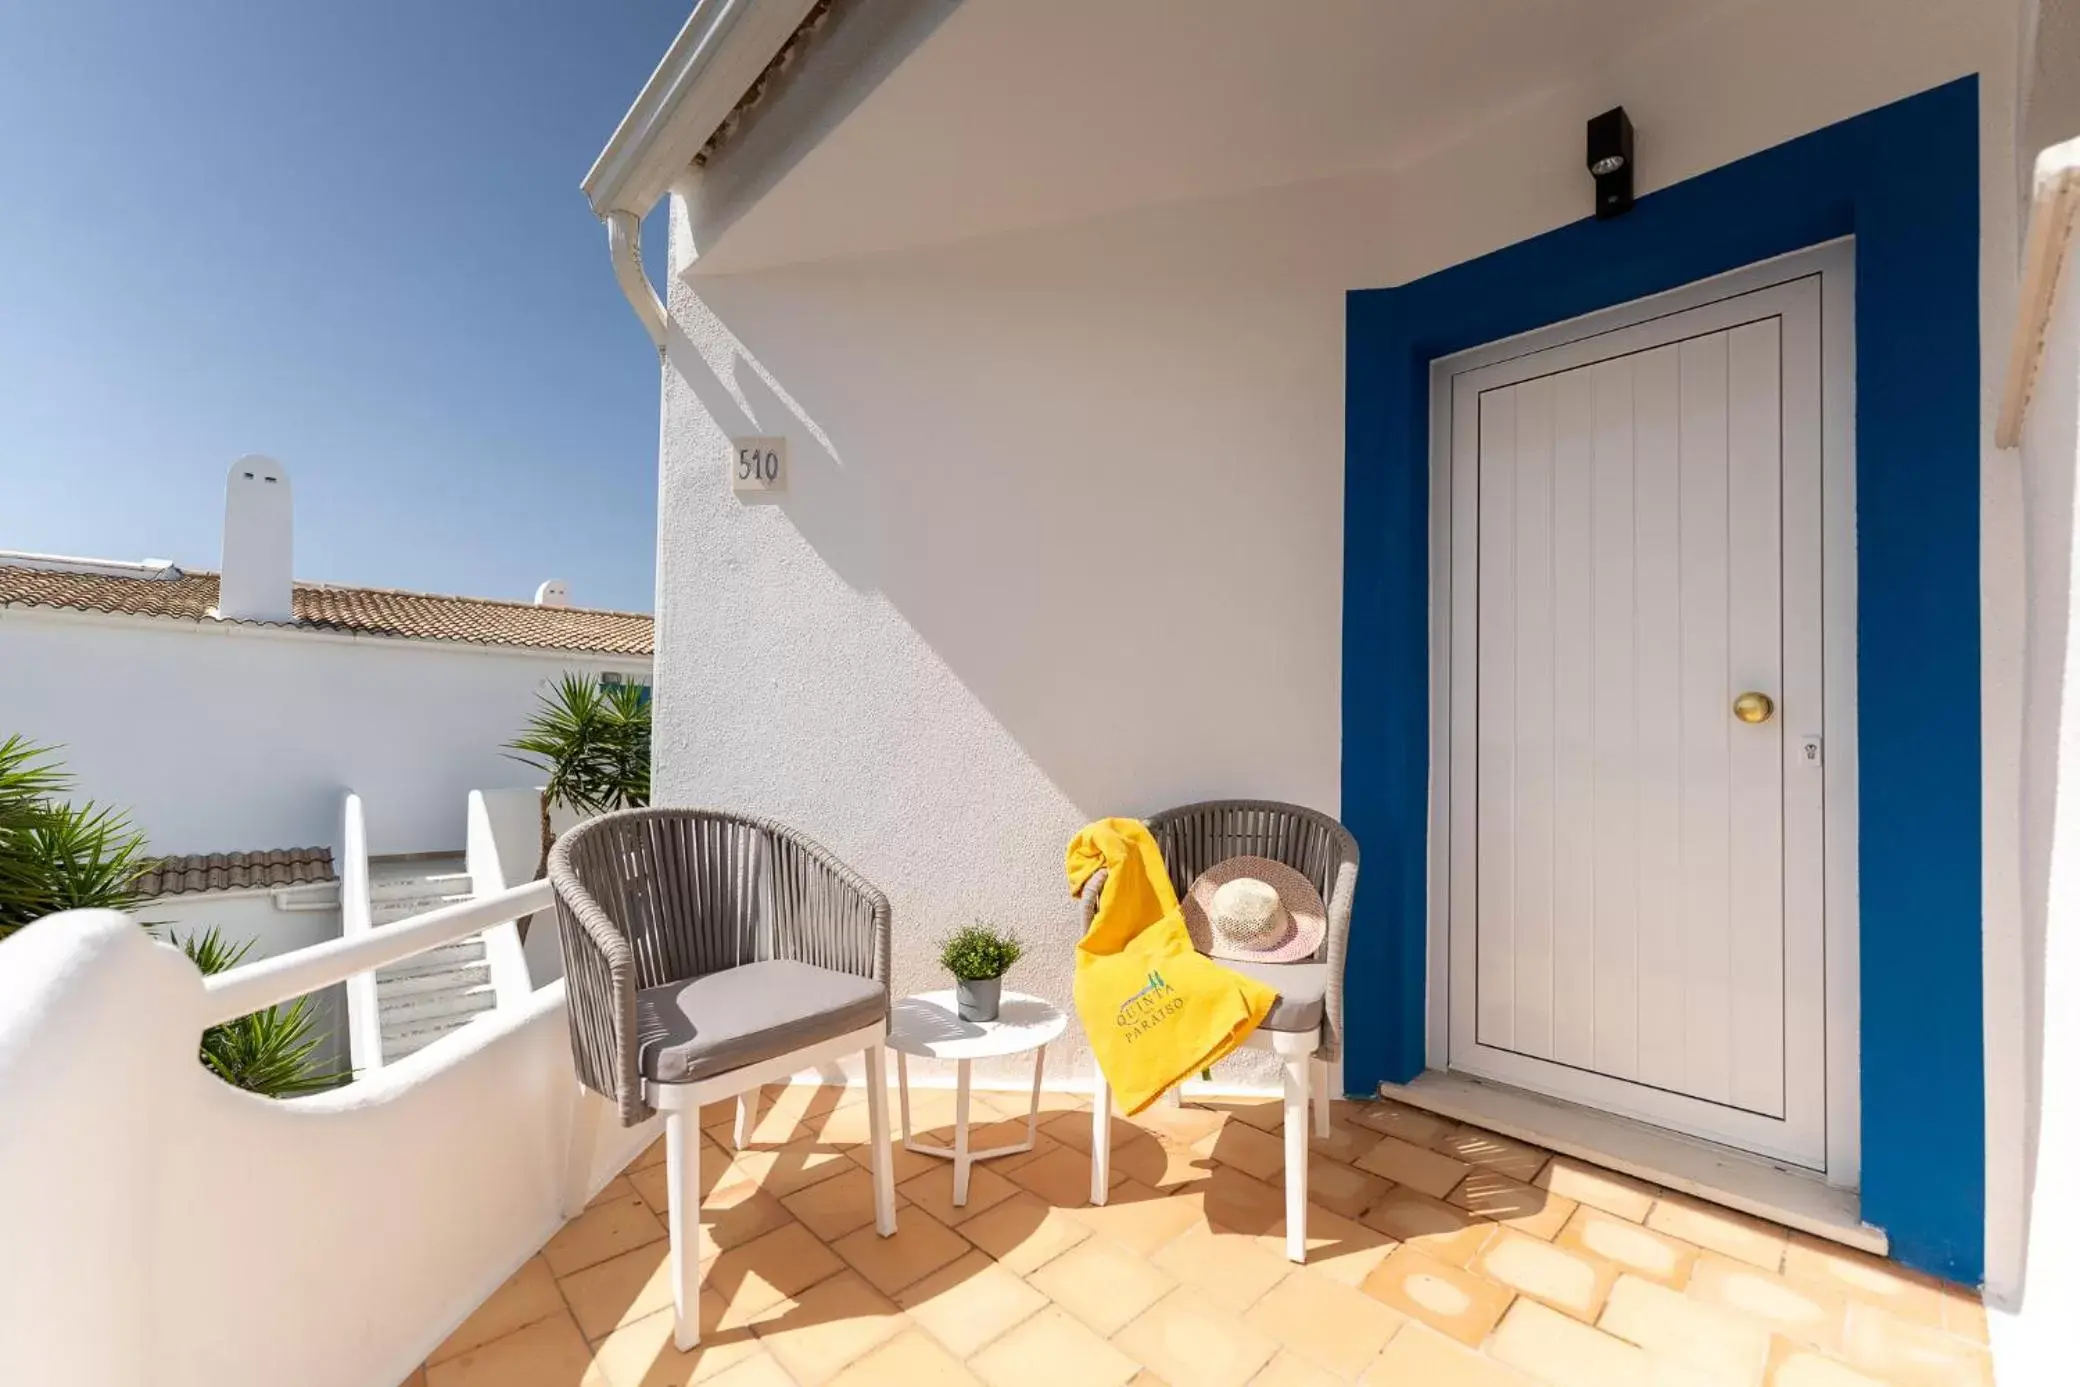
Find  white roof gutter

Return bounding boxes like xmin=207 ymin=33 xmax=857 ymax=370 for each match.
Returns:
xmin=584 ymin=0 xmax=822 ymax=350
xmin=1998 ymin=135 xmax=2080 ymax=449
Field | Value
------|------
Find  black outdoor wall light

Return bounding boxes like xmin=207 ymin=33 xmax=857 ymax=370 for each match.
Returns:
xmin=1587 ymin=106 xmax=1635 ymax=219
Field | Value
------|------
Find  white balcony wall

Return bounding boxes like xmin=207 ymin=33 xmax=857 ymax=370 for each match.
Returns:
xmin=0 ymin=910 xmax=652 ymax=1387
xmin=651 ymin=0 xmax=2022 ymax=1089
xmin=0 ymin=606 xmax=650 ymax=857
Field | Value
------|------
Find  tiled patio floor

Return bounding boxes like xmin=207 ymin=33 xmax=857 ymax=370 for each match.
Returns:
xmin=413 ymin=1084 xmax=1992 ymax=1387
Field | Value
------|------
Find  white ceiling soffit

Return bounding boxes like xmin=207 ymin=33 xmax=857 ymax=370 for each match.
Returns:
xmin=688 ymin=0 xmax=1733 ymax=276
xmin=582 ymin=0 xmax=824 ymax=218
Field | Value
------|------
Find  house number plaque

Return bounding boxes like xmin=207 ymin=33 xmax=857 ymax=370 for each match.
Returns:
xmin=731 ymin=436 xmax=787 ymax=494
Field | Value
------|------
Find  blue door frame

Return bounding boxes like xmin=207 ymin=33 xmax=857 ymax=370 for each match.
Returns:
xmin=1341 ymin=79 xmax=1984 ymax=1282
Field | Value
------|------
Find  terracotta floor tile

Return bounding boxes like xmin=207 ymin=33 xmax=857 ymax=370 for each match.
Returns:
xmin=545 ymin=1193 xmax=669 ymax=1278
xmin=1028 ymin=1232 xmax=1177 ymax=1335
xmin=1599 ymin=1274 xmax=1772 ymax=1387
xmin=896 ymin=1250 xmax=1048 ymax=1358
xmin=1310 ymin=1118 xmax=1385 ymax=1168
xmin=1354 ymin=1134 xmax=1472 ymax=1198
xmin=1780 ymin=1235 xmax=1952 ymax=1329
xmin=701 ymin=1222 xmax=848 ymax=1326
xmin=1646 ymin=1194 xmax=1787 ymax=1272
xmin=1053 ymin=1114 xmax=1211 ymax=1190
xmin=558 ymin=1241 xmax=676 ymax=1342
xmin=1556 ymin=1205 xmax=1698 ymax=1288
xmin=897 ymin=1161 xmax=1019 ymax=1226
xmin=1448 ymin=1170 xmax=1576 ymax=1241
xmin=826 ymin=1328 xmax=980 ymax=1386
xmin=402 ymin=1370 xmax=428 ymax=1387
xmin=781 ymin=1167 xmax=893 ymax=1243
xmin=1766 ymin=1337 xmax=1891 ymax=1387
xmin=1489 ymin=1299 xmax=1651 ymax=1387
xmin=1837 ymin=1302 xmax=1994 ymax=1387
xmin=730 ymin=1084 xmax=860 ymax=1149
xmin=1362 ymin=1323 xmax=1538 ymax=1385
xmin=1244 ymin=1269 xmax=1406 ymax=1378
xmin=1358 ymin=1245 xmax=1513 ymax=1346
xmin=749 ymin=1270 xmax=906 ymax=1387
xmin=1112 ymin=1287 xmax=1281 ymax=1387
xmin=844 ymin=1136 xmax=943 ymax=1187
xmin=968 ymin=1306 xmax=1140 ymax=1387
xmin=1361 ymin=1186 xmax=1499 ymax=1267
xmin=1941 ymin=1292 xmax=1989 ymax=1345
xmin=1205 ymin=1096 xmax=1288 ymax=1132
xmin=1348 ymin=1099 xmax=1459 ymax=1147
xmin=1193 ymin=1166 xmax=1290 ymax=1237
xmin=586 ymin=1298 xmax=763 ymax=1386
xmin=700 ymin=1353 xmax=797 ymax=1387
xmin=1210 ymin=1120 xmax=1290 ymax=1182
xmin=1149 ymin=1222 xmax=1295 ymax=1312
xmin=726 ymin=1138 xmax=859 ymax=1199
xmin=590 ymin=1175 xmax=642 ymax=1209
xmin=1474 ymin=1228 xmax=1618 ymax=1323
xmin=1003 ymin=1144 xmax=1115 ymax=1207
xmin=957 ymin=1191 xmax=1092 ymax=1273
xmin=1258 ymin=1205 xmax=1397 ymax=1287
xmin=1688 ymin=1253 xmax=1848 ymax=1353
xmin=1432 ymin=1127 xmax=1551 ymax=1183
xmin=1129 ymin=1100 xmax=1230 ymax=1148
xmin=696 ymin=1189 xmax=796 ymax=1264
xmin=1303 ymin=1153 xmax=1392 ymax=1220
xmin=430 ymin=1256 xmax=567 ymax=1365
xmin=1249 ymin=1349 xmax=1344 ymax=1387
xmin=1534 ymin=1158 xmax=1658 ymax=1223
xmin=631 ymin=1134 xmax=669 ymax=1171
xmin=828 ymin=1210 xmax=972 ymax=1296
xmin=425 ymin=1310 xmax=604 ymax=1387
xmin=1069 ymin=1179 xmax=1206 ymax=1256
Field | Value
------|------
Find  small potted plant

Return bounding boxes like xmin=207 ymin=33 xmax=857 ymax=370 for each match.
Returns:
xmin=939 ymin=921 xmax=1023 ymax=1022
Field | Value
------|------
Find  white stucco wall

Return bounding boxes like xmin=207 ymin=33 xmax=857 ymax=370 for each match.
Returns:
xmin=650 ymin=0 xmax=2022 ymax=1088
xmin=0 ymin=607 xmax=649 ymax=858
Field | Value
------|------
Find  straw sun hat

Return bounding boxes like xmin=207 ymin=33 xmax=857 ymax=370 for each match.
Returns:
xmin=1180 ymin=856 xmax=1327 ymax=964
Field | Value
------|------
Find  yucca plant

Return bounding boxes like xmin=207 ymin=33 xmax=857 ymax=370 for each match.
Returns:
xmin=174 ymin=927 xmax=344 ymax=1098
xmin=504 ymin=674 xmax=652 ymax=882
xmin=0 ymin=736 xmax=150 ymax=940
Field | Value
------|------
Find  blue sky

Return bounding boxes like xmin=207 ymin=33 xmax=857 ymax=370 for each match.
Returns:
xmin=0 ymin=2 xmax=683 ymax=613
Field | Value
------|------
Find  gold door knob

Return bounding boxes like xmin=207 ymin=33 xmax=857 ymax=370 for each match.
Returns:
xmin=1732 ymin=691 xmax=1775 ymax=725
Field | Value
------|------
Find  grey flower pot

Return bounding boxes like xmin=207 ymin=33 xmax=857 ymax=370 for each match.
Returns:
xmin=955 ymin=976 xmax=1002 ymax=1023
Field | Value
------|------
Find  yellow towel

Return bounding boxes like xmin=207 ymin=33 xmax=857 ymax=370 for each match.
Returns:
xmin=1067 ymin=818 xmax=1277 ymax=1116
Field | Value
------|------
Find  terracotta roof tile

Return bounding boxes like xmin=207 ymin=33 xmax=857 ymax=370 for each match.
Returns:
xmin=138 ymin=847 xmax=337 ymax=898
xmin=0 ymin=564 xmax=652 ymax=656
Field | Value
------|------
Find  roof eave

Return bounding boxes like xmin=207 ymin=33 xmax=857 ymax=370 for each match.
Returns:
xmin=582 ymin=0 xmax=824 ymax=218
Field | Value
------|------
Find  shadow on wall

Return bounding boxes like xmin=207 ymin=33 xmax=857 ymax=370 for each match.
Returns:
xmin=657 ymin=216 xmax=1347 ymax=823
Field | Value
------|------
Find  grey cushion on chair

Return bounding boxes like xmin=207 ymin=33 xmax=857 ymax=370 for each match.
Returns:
xmin=635 ymin=960 xmax=888 ymax=1085
xmin=1218 ymin=958 xmax=1329 ymax=1033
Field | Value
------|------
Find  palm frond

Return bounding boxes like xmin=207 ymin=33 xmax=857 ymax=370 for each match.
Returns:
xmin=173 ymin=927 xmax=344 ymax=1099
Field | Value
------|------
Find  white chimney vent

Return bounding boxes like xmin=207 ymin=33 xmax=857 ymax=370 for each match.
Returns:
xmin=534 ymin=579 xmax=570 ymax=608
xmin=217 ymin=455 xmax=294 ymax=623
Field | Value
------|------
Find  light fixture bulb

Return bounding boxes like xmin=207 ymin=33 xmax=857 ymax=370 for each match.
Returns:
xmin=1590 ymin=154 xmax=1627 ymax=177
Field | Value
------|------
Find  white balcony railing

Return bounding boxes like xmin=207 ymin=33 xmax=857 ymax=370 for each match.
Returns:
xmin=0 ymin=882 xmax=652 ymax=1387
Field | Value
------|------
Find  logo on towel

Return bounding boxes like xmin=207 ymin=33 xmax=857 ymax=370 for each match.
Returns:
xmin=1116 ymin=969 xmax=1185 ymax=1042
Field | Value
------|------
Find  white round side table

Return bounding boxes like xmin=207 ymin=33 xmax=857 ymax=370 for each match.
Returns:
xmin=885 ymin=990 xmax=1068 ymax=1207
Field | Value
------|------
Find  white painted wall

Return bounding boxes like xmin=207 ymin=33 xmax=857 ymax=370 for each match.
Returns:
xmin=140 ymin=886 xmax=352 ymax=1074
xmin=651 ymin=0 xmax=2023 ymax=1088
xmin=0 ymin=909 xmax=654 ymax=1387
xmin=0 ymin=606 xmax=649 ymax=857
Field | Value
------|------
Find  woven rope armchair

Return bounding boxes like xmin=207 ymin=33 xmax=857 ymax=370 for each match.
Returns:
xmin=549 ymin=808 xmax=897 ymax=1351
xmin=1080 ymin=798 xmax=1360 ymax=1263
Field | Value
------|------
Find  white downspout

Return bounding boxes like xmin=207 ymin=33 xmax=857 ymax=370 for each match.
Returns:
xmin=606 ymin=209 xmax=669 ymax=353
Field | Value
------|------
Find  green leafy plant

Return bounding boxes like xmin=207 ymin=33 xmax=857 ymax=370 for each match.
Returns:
xmin=174 ymin=927 xmax=344 ymax=1098
xmin=504 ymin=674 xmax=652 ymax=884
xmin=0 ymin=736 xmax=150 ymax=941
xmin=938 ymin=921 xmax=1023 ymax=982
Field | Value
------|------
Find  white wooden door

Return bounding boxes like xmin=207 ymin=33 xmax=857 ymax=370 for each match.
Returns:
xmin=1445 ymin=271 xmax=1830 ymax=1169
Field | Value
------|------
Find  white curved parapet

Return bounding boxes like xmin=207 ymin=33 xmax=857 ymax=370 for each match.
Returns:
xmin=0 ymin=904 xmax=652 ymax=1387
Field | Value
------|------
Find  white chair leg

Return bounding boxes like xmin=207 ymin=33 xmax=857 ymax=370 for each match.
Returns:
xmin=864 ymin=1044 xmax=897 ymax=1236
xmin=1282 ymin=1051 xmax=1310 ymax=1263
xmin=1312 ymin=1058 xmax=1331 ymax=1140
xmin=561 ymin=1084 xmax=604 ymax=1219
xmin=953 ymin=1057 xmax=974 ymax=1207
xmin=734 ymin=1091 xmax=755 ymax=1149
xmin=1090 ymin=1069 xmax=1112 ymax=1206
xmin=664 ymin=1109 xmax=702 ymax=1350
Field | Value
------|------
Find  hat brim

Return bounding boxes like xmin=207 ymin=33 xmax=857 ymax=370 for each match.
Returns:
xmin=1181 ymin=855 xmax=1328 ymax=964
